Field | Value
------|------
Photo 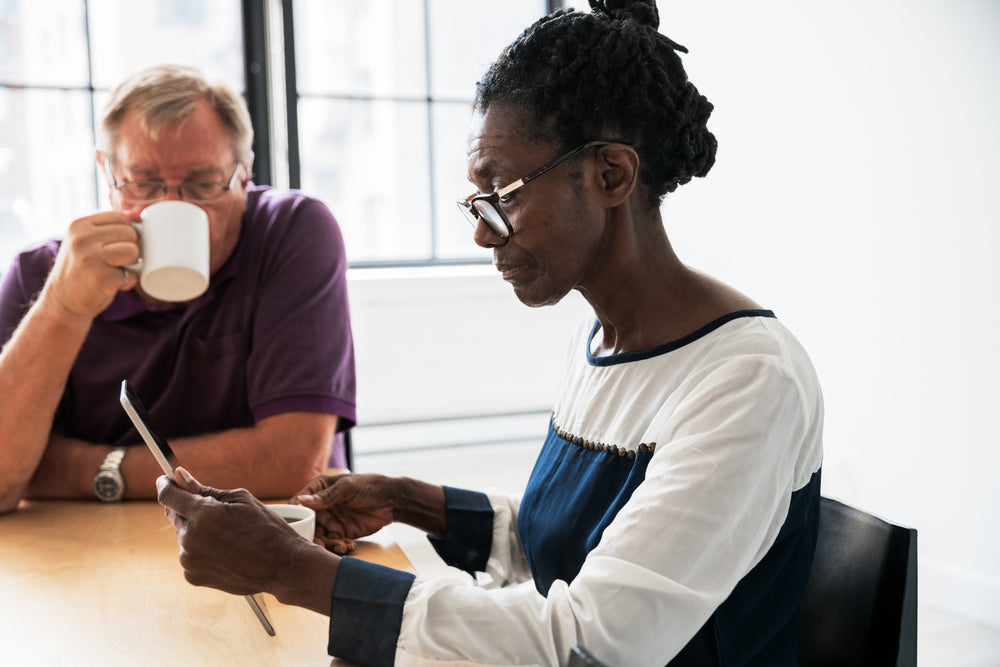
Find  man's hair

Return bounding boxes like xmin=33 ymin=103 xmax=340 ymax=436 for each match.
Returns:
xmin=474 ymin=0 xmax=716 ymax=208
xmin=100 ymin=63 xmax=253 ymax=165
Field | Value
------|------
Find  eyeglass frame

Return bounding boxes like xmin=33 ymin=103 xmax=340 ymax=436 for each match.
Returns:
xmin=100 ymin=154 xmax=246 ymax=205
xmin=457 ymin=140 xmax=615 ymax=239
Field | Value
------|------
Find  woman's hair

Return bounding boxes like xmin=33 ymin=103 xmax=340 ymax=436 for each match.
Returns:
xmin=100 ymin=63 xmax=254 ymax=165
xmin=474 ymin=0 xmax=716 ymax=207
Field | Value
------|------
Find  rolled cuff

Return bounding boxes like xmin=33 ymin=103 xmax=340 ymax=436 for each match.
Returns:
xmin=427 ymin=486 xmax=494 ymax=574
xmin=328 ymin=557 xmax=416 ymax=666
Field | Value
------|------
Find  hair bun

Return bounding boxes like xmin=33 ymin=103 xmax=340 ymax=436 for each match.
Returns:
xmin=589 ymin=0 xmax=659 ymax=30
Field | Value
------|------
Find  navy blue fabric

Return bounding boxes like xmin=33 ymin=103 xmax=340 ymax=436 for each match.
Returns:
xmin=328 ymin=558 xmax=415 ymax=666
xmin=518 ymin=424 xmax=822 ymax=665
xmin=518 ymin=426 xmax=654 ymax=594
xmin=672 ymin=470 xmax=821 ymax=666
xmin=427 ymin=486 xmax=495 ymax=573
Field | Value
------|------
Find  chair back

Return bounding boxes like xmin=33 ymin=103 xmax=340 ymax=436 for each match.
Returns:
xmin=798 ymin=496 xmax=917 ymax=667
xmin=568 ymin=644 xmax=608 ymax=667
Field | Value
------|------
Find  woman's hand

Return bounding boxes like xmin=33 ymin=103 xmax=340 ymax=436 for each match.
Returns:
xmin=291 ymin=473 xmax=396 ymax=554
xmin=156 ymin=467 xmax=338 ymax=613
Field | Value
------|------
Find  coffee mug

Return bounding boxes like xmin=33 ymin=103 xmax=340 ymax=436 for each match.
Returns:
xmin=125 ymin=201 xmax=210 ymax=302
xmin=266 ymin=504 xmax=316 ymax=542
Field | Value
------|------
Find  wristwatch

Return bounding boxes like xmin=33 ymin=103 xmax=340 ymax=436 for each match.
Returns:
xmin=92 ymin=446 xmax=128 ymax=502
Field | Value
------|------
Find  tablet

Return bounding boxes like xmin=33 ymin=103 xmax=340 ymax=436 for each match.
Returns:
xmin=119 ymin=380 xmax=179 ymax=479
xmin=118 ymin=379 xmax=276 ymax=637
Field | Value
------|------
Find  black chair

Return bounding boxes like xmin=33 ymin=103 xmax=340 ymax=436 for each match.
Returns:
xmin=568 ymin=644 xmax=609 ymax=667
xmin=798 ymin=496 xmax=918 ymax=667
xmin=342 ymin=429 xmax=354 ymax=471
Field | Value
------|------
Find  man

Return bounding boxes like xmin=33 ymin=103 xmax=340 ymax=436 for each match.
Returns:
xmin=0 ymin=64 xmax=356 ymax=513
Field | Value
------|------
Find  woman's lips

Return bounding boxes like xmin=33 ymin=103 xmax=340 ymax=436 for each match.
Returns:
xmin=495 ymin=263 xmax=526 ymax=281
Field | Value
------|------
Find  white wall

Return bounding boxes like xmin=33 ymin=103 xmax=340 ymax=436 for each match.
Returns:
xmin=347 ymin=1 xmax=1000 ymax=626
xmin=347 ymin=265 xmax=589 ymax=425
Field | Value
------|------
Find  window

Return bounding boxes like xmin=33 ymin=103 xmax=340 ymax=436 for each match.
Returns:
xmin=291 ymin=0 xmax=549 ymax=265
xmin=0 ymin=0 xmax=557 ymax=272
xmin=0 ymin=0 xmax=244 ymax=270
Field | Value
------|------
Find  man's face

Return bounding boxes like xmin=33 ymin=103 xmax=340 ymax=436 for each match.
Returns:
xmin=108 ymin=97 xmax=249 ymax=276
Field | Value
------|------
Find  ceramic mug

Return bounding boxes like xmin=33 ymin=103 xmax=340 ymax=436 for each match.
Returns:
xmin=266 ymin=504 xmax=317 ymax=541
xmin=125 ymin=200 xmax=210 ymax=302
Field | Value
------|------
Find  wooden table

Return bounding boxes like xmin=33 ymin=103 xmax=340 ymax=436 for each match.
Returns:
xmin=0 ymin=498 xmax=414 ymax=666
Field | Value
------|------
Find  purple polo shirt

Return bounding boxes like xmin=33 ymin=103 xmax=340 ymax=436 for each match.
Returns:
xmin=0 ymin=185 xmax=356 ymax=466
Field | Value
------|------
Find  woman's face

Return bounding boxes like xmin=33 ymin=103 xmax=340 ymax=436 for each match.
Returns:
xmin=465 ymin=106 xmax=609 ymax=308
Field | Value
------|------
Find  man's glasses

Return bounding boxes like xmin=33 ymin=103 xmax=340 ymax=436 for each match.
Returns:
xmin=457 ymin=140 xmax=612 ymax=239
xmin=103 ymin=159 xmax=244 ymax=204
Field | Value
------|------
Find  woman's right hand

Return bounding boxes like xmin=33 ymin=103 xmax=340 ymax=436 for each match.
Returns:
xmin=291 ymin=473 xmax=397 ymax=554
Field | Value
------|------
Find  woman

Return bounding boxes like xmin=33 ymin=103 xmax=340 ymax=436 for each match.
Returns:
xmin=158 ymin=1 xmax=824 ymax=664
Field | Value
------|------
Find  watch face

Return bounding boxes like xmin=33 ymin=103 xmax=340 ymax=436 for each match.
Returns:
xmin=94 ymin=473 xmax=124 ymax=502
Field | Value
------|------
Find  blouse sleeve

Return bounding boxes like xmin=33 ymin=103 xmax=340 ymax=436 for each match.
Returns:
xmin=424 ymin=486 xmax=533 ymax=588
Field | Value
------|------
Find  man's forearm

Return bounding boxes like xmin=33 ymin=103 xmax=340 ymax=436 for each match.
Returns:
xmin=26 ymin=411 xmax=338 ymax=502
xmin=0 ymin=292 xmax=93 ymax=511
xmin=153 ymin=411 xmax=338 ymax=499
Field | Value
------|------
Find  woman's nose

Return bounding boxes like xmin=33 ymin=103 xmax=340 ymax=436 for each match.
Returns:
xmin=473 ymin=218 xmax=507 ymax=249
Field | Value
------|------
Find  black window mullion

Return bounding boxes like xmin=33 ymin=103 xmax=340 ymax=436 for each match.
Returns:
xmin=242 ymin=0 xmax=272 ymax=186
xmin=281 ymin=0 xmax=300 ymax=189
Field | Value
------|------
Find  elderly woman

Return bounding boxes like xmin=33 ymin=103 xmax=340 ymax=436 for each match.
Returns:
xmin=157 ymin=1 xmax=823 ymax=664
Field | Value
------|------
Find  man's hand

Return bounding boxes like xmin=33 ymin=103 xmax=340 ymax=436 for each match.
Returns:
xmin=291 ymin=473 xmax=396 ymax=554
xmin=45 ymin=210 xmax=140 ymax=319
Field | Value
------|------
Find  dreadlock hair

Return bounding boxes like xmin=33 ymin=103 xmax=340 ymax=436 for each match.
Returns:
xmin=474 ymin=0 xmax=716 ymax=210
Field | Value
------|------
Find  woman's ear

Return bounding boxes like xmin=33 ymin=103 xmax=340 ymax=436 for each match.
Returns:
xmin=596 ymin=143 xmax=639 ymax=207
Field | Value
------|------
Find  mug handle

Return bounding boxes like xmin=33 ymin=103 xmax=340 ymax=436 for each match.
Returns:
xmin=124 ymin=222 xmax=143 ymax=272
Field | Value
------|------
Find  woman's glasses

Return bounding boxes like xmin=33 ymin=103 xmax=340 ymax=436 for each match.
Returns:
xmin=457 ymin=141 xmax=612 ymax=239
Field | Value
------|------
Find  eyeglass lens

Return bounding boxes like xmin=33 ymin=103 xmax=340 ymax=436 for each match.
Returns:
xmin=119 ymin=181 xmax=225 ymax=204
xmin=472 ymin=199 xmax=509 ymax=237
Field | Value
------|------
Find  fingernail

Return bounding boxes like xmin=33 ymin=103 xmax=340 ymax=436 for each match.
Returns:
xmin=176 ymin=467 xmax=193 ymax=484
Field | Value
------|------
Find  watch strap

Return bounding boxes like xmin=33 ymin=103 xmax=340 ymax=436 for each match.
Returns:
xmin=99 ymin=446 xmax=128 ymax=473
xmin=93 ymin=446 xmax=128 ymax=502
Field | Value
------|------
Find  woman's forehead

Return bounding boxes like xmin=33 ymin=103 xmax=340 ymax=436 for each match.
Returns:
xmin=465 ymin=107 xmax=552 ymax=174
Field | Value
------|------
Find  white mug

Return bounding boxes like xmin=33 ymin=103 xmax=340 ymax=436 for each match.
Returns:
xmin=266 ymin=504 xmax=317 ymax=542
xmin=125 ymin=201 xmax=210 ymax=302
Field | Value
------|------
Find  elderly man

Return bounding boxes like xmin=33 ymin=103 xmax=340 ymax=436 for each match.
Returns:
xmin=0 ymin=64 xmax=356 ymax=513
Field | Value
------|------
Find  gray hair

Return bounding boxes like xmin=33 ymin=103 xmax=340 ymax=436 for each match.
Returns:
xmin=100 ymin=63 xmax=253 ymax=165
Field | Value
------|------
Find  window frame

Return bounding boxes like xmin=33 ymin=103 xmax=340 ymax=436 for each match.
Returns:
xmin=243 ymin=0 xmax=564 ymax=268
xmin=0 ymin=0 xmax=564 ymax=270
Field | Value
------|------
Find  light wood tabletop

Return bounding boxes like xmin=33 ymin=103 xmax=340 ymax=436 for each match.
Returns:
xmin=0 ymin=496 xmax=414 ymax=666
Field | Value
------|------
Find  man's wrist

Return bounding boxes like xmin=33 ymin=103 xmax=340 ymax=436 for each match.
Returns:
xmin=92 ymin=446 xmax=128 ymax=501
xmin=35 ymin=281 xmax=100 ymax=329
xmin=25 ymin=435 xmax=108 ymax=499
